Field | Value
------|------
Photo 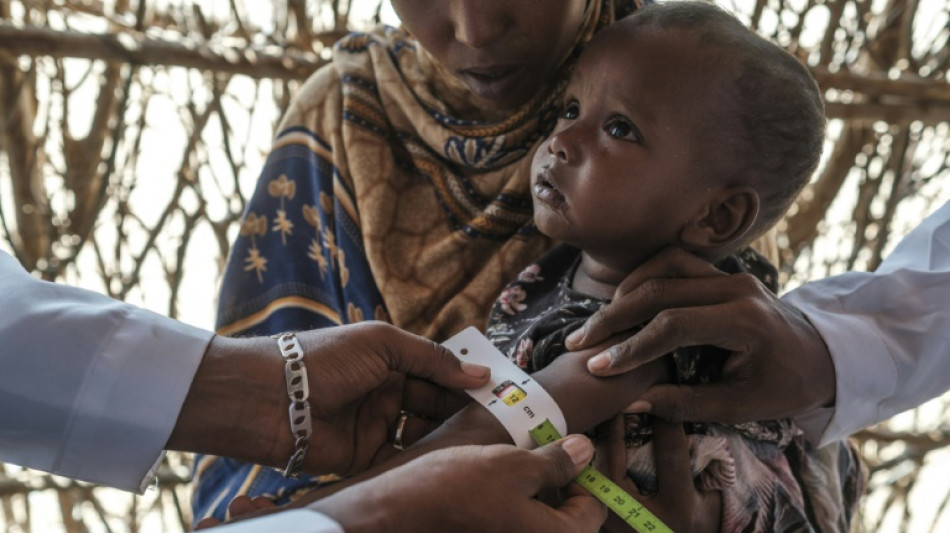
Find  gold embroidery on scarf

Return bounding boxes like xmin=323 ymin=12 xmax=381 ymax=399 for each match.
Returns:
xmin=303 ymin=204 xmax=329 ymax=279
xmin=268 ymin=132 xmax=359 ymax=228
xmin=240 ymin=212 xmax=269 ymax=282
xmin=337 ymin=247 xmax=350 ymax=287
xmin=216 ymin=296 xmax=342 ymax=336
xmin=272 ymin=131 xmax=332 ymax=156
xmin=269 ymin=175 xmax=297 ymax=245
xmin=347 ymin=302 xmax=364 ymax=323
xmin=319 ymin=191 xmax=334 ymax=215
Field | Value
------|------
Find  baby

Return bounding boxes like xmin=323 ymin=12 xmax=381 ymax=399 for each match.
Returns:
xmin=486 ymin=2 xmax=864 ymax=532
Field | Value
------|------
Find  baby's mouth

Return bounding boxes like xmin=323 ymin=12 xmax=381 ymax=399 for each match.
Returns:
xmin=534 ymin=173 xmax=566 ymax=208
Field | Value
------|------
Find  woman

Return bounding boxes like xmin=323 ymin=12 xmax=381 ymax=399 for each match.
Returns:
xmin=195 ymin=0 xmax=658 ymax=521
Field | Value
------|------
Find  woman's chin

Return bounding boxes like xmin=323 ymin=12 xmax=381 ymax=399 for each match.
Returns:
xmin=460 ymin=76 xmax=542 ymax=113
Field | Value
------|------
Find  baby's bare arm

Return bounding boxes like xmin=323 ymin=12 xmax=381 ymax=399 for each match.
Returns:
xmin=297 ymin=347 xmax=669 ymax=502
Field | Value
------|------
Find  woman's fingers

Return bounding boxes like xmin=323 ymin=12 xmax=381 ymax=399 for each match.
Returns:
xmin=646 ymin=419 xmax=721 ymax=532
xmin=650 ymin=420 xmax=693 ymax=504
xmin=567 ymin=247 xmax=727 ymax=351
xmin=593 ymin=415 xmax=644 ymax=533
xmin=579 ymin=273 xmax=772 ymax=375
xmin=593 ymin=415 xmax=628 ymax=480
xmin=586 ymin=291 xmax=767 ymax=377
xmin=613 ymin=247 xmax=727 ymax=299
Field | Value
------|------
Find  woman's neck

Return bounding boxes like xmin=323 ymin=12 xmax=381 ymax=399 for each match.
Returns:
xmin=571 ymin=253 xmax=631 ymax=300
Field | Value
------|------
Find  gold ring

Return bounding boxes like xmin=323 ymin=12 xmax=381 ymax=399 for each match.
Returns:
xmin=393 ymin=412 xmax=410 ymax=450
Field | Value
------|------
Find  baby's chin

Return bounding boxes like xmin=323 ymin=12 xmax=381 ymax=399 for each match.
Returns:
xmin=531 ymin=214 xmax=553 ymax=239
xmin=531 ymin=203 xmax=574 ymax=244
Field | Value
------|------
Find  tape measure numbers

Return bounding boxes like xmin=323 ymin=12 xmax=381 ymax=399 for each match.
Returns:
xmin=529 ymin=419 xmax=674 ymax=533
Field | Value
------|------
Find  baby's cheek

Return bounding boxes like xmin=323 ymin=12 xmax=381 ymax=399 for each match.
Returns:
xmin=531 ymin=139 xmax=551 ymax=170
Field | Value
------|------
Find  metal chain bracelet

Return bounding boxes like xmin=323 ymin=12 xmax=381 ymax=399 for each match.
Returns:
xmin=273 ymin=332 xmax=312 ymax=478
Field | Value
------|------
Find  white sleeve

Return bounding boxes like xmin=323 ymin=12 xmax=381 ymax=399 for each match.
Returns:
xmin=0 ymin=250 xmax=213 ymax=492
xmin=783 ymin=200 xmax=950 ymax=446
xmin=210 ymin=510 xmax=344 ymax=533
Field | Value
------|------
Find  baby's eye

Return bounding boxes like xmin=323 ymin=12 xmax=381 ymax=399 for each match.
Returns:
xmin=605 ymin=115 xmax=642 ymax=142
xmin=560 ymin=100 xmax=579 ymax=120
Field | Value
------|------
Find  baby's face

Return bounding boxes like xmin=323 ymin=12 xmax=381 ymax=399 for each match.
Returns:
xmin=530 ymin=26 xmax=718 ymax=271
xmin=392 ymin=0 xmax=587 ymax=111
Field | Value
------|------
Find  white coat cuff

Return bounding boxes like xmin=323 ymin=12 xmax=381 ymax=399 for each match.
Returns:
xmin=783 ymin=286 xmax=898 ymax=447
xmin=60 ymin=307 xmax=212 ymax=492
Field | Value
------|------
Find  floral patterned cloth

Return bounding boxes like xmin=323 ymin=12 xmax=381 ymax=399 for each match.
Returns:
xmin=486 ymin=245 xmax=866 ymax=532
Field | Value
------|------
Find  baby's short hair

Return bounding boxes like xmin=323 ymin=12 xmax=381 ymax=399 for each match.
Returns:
xmin=622 ymin=1 xmax=825 ymax=236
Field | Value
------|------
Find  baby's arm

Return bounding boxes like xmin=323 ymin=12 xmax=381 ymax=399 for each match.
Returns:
xmin=299 ymin=347 xmax=669 ymax=500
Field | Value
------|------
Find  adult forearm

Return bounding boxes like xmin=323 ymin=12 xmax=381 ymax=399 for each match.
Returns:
xmin=166 ymin=335 xmax=287 ymax=468
xmin=785 ymin=200 xmax=950 ymax=445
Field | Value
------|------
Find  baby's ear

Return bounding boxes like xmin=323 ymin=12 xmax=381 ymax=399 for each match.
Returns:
xmin=680 ymin=186 xmax=759 ymax=250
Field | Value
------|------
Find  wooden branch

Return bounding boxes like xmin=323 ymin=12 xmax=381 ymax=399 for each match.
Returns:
xmin=56 ymin=490 xmax=83 ymax=533
xmin=4 ymin=24 xmax=949 ymax=121
xmin=813 ymin=69 xmax=950 ymax=123
xmin=0 ymin=54 xmax=48 ymax=270
xmin=0 ymin=22 xmax=334 ymax=80
xmin=784 ymin=122 xmax=871 ymax=256
xmin=867 ymin=129 xmax=913 ymax=270
xmin=810 ymin=68 xmax=950 ymax=123
xmin=824 ymin=101 xmax=950 ymax=123
xmin=854 ymin=426 xmax=950 ymax=450
xmin=820 ymin=70 xmax=950 ymax=100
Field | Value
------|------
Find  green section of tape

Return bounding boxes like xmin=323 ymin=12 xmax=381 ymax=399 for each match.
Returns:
xmin=529 ymin=419 xmax=674 ymax=533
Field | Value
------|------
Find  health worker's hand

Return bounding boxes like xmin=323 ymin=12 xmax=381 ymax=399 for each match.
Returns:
xmin=169 ymin=321 xmax=489 ymax=476
xmin=198 ymin=435 xmax=607 ymax=533
xmin=309 ymin=435 xmax=606 ymax=532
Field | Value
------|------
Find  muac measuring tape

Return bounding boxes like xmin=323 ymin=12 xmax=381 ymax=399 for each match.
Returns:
xmin=530 ymin=419 xmax=673 ymax=533
xmin=443 ymin=328 xmax=674 ymax=533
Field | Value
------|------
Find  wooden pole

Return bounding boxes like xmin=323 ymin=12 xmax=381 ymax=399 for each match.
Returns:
xmin=0 ymin=21 xmax=335 ymax=80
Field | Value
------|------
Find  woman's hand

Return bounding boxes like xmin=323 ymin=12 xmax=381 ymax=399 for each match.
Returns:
xmin=594 ymin=415 xmax=720 ymax=532
xmin=567 ymin=246 xmax=835 ymax=425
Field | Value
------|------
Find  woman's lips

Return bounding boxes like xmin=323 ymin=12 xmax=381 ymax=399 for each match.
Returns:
xmin=457 ymin=65 xmax=524 ymax=101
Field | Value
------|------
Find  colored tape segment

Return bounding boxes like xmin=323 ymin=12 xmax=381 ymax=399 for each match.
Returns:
xmin=530 ymin=419 xmax=675 ymax=533
xmin=443 ymin=327 xmax=568 ymax=448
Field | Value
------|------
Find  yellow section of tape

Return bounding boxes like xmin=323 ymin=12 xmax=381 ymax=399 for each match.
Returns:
xmin=529 ymin=419 xmax=674 ymax=533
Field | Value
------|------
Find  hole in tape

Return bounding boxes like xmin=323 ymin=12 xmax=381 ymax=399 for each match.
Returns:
xmin=460 ymin=348 xmax=469 ymax=355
